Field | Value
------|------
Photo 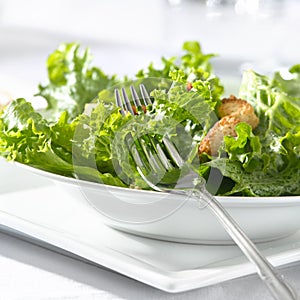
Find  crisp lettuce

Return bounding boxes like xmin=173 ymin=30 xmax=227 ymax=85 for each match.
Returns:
xmin=72 ymin=80 xmax=216 ymax=188
xmin=37 ymin=43 xmax=118 ymax=121
xmin=201 ymin=68 xmax=300 ymax=196
xmin=0 ymin=98 xmax=125 ymax=186
xmin=1 ymin=41 xmax=299 ymax=197
xmin=136 ymin=41 xmax=224 ymax=101
xmin=273 ymin=64 xmax=300 ymax=97
xmin=203 ymin=123 xmax=300 ymax=196
xmin=0 ymin=41 xmax=222 ymax=190
xmin=240 ymin=70 xmax=300 ymax=136
xmin=107 ymin=82 xmax=214 ymax=187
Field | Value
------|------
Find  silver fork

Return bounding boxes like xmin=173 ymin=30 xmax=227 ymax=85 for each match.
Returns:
xmin=114 ymin=84 xmax=298 ymax=300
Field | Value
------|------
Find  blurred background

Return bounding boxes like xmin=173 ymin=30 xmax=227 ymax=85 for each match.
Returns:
xmin=0 ymin=0 xmax=299 ymax=100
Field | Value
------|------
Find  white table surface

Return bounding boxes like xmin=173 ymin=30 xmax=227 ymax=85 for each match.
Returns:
xmin=0 ymin=230 xmax=300 ymax=300
xmin=1 ymin=0 xmax=300 ymax=299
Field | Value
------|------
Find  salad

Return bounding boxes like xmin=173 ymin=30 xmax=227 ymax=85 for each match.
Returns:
xmin=0 ymin=41 xmax=299 ymax=197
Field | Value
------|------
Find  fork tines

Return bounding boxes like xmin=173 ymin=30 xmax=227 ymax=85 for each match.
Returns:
xmin=115 ymin=84 xmax=152 ymax=116
xmin=115 ymin=84 xmax=184 ymax=176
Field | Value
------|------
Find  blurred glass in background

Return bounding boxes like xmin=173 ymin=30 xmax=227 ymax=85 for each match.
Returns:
xmin=0 ymin=0 xmax=299 ymax=97
xmin=163 ymin=0 xmax=300 ymax=93
xmin=164 ymin=0 xmax=288 ymax=66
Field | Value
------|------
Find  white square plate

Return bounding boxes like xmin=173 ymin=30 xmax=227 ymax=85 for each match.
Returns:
xmin=1 ymin=161 xmax=300 ymax=293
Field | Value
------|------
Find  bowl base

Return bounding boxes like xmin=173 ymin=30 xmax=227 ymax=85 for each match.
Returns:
xmin=109 ymin=225 xmax=297 ymax=245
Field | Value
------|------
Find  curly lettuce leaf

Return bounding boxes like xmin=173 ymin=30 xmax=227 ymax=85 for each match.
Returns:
xmin=150 ymin=83 xmax=218 ymax=141
xmin=136 ymin=41 xmax=224 ymax=101
xmin=78 ymin=81 xmax=214 ymax=188
xmin=77 ymin=101 xmax=131 ymax=175
xmin=239 ymin=70 xmax=300 ymax=136
xmin=215 ymin=68 xmax=298 ymax=196
xmin=1 ymin=41 xmax=221 ymax=190
xmin=137 ymin=41 xmax=214 ymax=79
xmin=0 ymin=98 xmax=50 ymax=161
xmin=37 ymin=43 xmax=118 ymax=121
xmin=0 ymin=98 xmax=125 ymax=187
xmin=2 ymin=41 xmax=299 ymax=196
xmin=273 ymin=64 xmax=300 ymax=97
xmin=203 ymin=123 xmax=300 ymax=196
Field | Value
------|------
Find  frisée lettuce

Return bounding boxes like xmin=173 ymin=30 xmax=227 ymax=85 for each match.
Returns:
xmin=201 ymin=68 xmax=300 ymax=196
xmin=0 ymin=41 xmax=299 ymax=197
xmin=0 ymin=41 xmax=221 ymax=189
xmin=37 ymin=43 xmax=118 ymax=122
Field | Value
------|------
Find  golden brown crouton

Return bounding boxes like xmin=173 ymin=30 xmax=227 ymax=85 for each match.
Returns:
xmin=218 ymin=95 xmax=259 ymax=129
xmin=199 ymin=95 xmax=259 ymax=156
xmin=199 ymin=115 xmax=240 ymax=156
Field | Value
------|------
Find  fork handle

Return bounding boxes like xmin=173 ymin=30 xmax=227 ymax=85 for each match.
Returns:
xmin=179 ymin=188 xmax=297 ymax=300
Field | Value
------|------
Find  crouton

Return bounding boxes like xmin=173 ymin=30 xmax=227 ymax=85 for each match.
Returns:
xmin=199 ymin=95 xmax=259 ymax=156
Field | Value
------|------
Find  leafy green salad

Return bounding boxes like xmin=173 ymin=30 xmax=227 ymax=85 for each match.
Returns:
xmin=0 ymin=41 xmax=299 ymax=197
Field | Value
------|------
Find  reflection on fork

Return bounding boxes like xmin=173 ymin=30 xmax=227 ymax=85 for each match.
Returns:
xmin=114 ymin=83 xmax=298 ymax=300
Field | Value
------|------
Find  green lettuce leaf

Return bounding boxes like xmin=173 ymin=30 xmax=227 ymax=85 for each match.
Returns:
xmin=239 ymin=70 xmax=300 ymax=136
xmin=273 ymin=64 xmax=300 ymax=97
xmin=203 ymin=124 xmax=300 ymax=196
xmin=37 ymin=43 xmax=118 ymax=121
xmin=3 ymin=41 xmax=299 ymax=196
xmin=201 ymin=68 xmax=300 ymax=196
xmin=71 ymin=80 xmax=214 ymax=189
xmin=136 ymin=41 xmax=224 ymax=101
xmin=0 ymin=98 xmax=125 ymax=187
xmin=3 ymin=42 xmax=221 ymax=190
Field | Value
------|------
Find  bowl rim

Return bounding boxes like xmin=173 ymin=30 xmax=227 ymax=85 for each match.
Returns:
xmin=9 ymin=160 xmax=300 ymax=206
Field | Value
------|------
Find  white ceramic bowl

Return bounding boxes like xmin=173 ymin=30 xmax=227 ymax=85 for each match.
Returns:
xmin=13 ymin=161 xmax=300 ymax=245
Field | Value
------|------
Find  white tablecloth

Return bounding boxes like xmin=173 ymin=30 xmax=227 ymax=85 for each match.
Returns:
xmin=1 ymin=230 xmax=300 ymax=300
